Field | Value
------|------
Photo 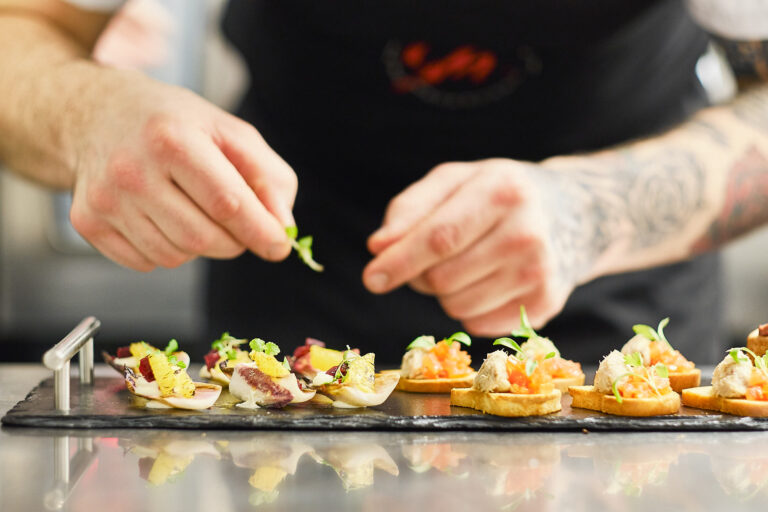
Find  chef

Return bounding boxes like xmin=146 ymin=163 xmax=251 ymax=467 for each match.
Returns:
xmin=0 ymin=0 xmax=766 ymax=364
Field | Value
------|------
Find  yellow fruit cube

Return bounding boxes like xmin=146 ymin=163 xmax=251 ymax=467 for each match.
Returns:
xmin=129 ymin=341 xmax=154 ymax=359
xmin=309 ymin=345 xmax=345 ymax=372
xmin=148 ymin=352 xmax=195 ymax=398
xmin=250 ymin=351 xmax=290 ymax=378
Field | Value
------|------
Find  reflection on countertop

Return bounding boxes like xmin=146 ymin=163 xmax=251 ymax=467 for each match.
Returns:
xmin=2 ymin=365 xmax=768 ymax=511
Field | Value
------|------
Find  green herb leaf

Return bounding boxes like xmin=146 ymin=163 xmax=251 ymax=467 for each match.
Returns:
xmin=657 ymin=317 xmax=671 ymax=347
xmin=510 ymin=305 xmax=537 ymax=339
xmin=288 ymin=228 xmax=324 ymax=272
xmin=211 ymin=332 xmax=229 ymax=351
xmin=445 ymin=331 xmax=471 ymax=347
xmin=730 ymin=348 xmax=744 ymax=363
xmin=282 ymin=357 xmax=291 ymax=371
xmin=525 ymin=358 xmax=538 ymax=376
xmin=226 ymin=349 xmax=237 ymax=361
xmin=654 ymin=363 xmax=669 ymax=379
xmin=164 ymin=339 xmax=179 ymax=355
xmin=623 ymin=352 xmax=643 ymax=367
xmin=407 ymin=335 xmax=436 ymax=351
xmin=544 ymin=351 xmax=556 ymax=360
xmin=493 ymin=337 xmax=523 ymax=355
xmin=612 ymin=375 xmax=628 ymax=404
xmin=177 ymin=361 xmax=187 ymax=370
xmin=264 ymin=342 xmax=280 ymax=357
xmin=250 ymin=338 xmax=265 ymax=353
xmin=632 ymin=324 xmax=658 ymax=341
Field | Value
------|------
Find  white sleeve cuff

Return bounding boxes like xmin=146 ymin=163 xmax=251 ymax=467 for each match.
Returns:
xmin=686 ymin=0 xmax=768 ymax=40
xmin=62 ymin=0 xmax=128 ymax=12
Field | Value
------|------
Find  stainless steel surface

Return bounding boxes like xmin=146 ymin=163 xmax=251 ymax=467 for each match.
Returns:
xmin=42 ymin=317 xmax=100 ymax=372
xmin=53 ymin=362 xmax=70 ymax=412
xmin=1 ymin=364 xmax=768 ymax=511
xmin=42 ymin=317 xmax=99 ymax=412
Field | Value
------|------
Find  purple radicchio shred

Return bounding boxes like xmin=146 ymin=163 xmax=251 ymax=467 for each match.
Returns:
xmin=237 ymin=366 xmax=293 ymax=408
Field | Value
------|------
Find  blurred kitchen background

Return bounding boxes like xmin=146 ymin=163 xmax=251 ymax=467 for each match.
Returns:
xmin=1 ymin=0 xmax=766 ymax=362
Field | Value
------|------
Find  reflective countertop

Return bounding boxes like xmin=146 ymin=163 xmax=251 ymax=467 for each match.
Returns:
xmin=2 ymin=364 xmax=767 ymax=512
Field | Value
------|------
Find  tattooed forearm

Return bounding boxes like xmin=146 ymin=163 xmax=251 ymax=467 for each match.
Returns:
xmin=733 ymin=86 xmax=768 ymax=132
xmin=692 ymin=146 xmax=768 ymax=252
xmin=539 ymin=150 xmax=706 ymax=285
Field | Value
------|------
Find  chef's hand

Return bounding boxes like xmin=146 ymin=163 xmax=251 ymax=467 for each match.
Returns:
xmin=363 ymin=159 xmax=588 ymax=336
xmin=69 ymin=75 xmax=297 ymax=271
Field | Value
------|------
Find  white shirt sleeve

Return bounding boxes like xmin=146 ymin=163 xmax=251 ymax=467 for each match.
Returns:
xmin=686 ymin=0 xmax=768 ymax=40
xmin=62 ymin=0 xmax=128 ymax=12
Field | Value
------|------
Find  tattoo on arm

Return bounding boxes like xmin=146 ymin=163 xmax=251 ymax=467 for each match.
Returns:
xmin=733 ymin=86 xmax=768 ymax=132
xmin=692 ymin=146 xmax=768 ymax=253
xmin=539 ymin=151 xmax=706 ymax=285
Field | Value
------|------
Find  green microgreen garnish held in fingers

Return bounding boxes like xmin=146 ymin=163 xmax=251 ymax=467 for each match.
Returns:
xmin=286 ymin=226 xmax=324 ymax=272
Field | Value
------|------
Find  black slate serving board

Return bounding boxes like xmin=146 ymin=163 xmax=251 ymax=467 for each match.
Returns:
xmin=3 ymin=374 xmax=768 ymax=431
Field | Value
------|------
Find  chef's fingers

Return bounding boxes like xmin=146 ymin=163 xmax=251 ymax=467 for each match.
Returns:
xmin=407 ymin=217 xmax=540 ymax=296
xmin=367 ymin=162 xmax=474 ymax=255
xmin=215 ymin=117 xmax=298 ymax=228
xmin=87 ymin=226 xmax=157 ymax=273
xmin=438 ymin=268 xmax=540 ymax=322
xmin=141 ymin=181 xmax=245 ymax=259
xmin=164 ymin=130 xmax=291 ymax=261
xmin=115 ymin=212 xmax=194 ymax=268
xmin=363 ymin=171 xmax=515 ymax=294
xmin=460 ymin=288 xmax=565 ymax=336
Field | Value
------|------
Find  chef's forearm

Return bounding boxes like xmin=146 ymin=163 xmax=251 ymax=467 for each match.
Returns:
xmin=541 ymin=84 xmax=768 ymax=285
xmin=0 ymin=6 xmax=111 ymax=188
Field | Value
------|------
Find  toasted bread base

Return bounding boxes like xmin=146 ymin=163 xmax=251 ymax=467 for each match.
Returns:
xmin=681 ymin=386 xmax=768 ymax=417
xmin=668 ymin=369 xmax=701 ymax=393
xmin=747 ymin=329 xmax=768 ymax=357
xmin=450 ymin=388 xmax=561 ymax=417
xmin=553 ymin=374 xmax=585 ymax=394
xmin=395 ymin=373 xmax=476 ymax=393
xmin=568 ymin=386 xmax=680 ymax=416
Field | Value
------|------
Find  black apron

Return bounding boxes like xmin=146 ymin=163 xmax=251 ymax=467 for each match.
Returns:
xmin=208 ymin=0 xmax=722 ymax=365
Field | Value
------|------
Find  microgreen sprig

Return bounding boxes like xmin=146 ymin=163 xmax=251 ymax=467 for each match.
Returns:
xmin=164 ymin=339 xmax=179 ymax=356
xmin=729 ymin=347 xmax=768 ymax=379
xmin=249 ymin=338 xmax=281 ymax=357
xmin=446 ymin=331 xmax=472 ymax=347
xmin=286 ymin=226 xmax=324 ymax=272
xmin=494 ymin=336 xmax=555 ymax=376
xmin=493 ymin=337 xmax=524 ymax=356
xmin=406 ymin=335 xmax=436 ymax=351
xmin=611 ymin=355 xmax=668 ymax=403
xmin=162 ymin=339 xmax=187 ymax=369
xmin=212 ymin=332 xmax=245 ymax=351
xmin=632 ymin=318 xmax=672 ymax=349
xmin=510 ymin=305 xmax=538 ymax=340
xmin=406 ymin=332 xmax=471 ymax=351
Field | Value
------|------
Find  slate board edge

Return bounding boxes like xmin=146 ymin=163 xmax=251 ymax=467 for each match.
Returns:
xmin=4 ymin=376 xmax=768 ymax=432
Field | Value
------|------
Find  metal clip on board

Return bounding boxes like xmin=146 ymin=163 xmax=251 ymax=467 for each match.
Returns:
xmin=42 ymin=317 xmax=101 ymax=412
